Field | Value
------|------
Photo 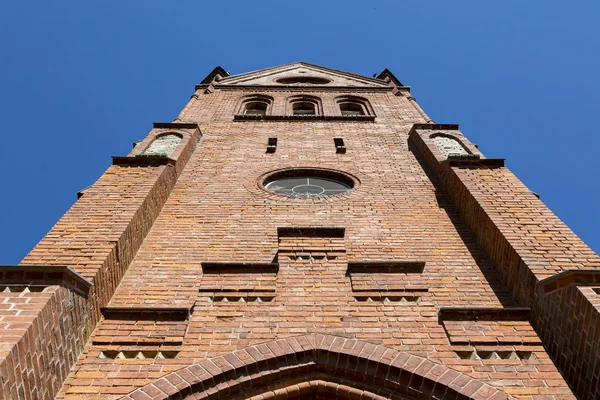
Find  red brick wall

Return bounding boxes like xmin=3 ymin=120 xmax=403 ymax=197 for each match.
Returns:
xmin=0 ymin=286 xmax=83 ymax=399
xmin=0 ymin=126 xmax=198 ymax=398
xmin=409 ymin=125 xmax=600 ymax=307
xmin=409 ymin=124 xmax=600 ymax=398
xmin=532 ymin=272 xmax=600 ymax=399
xmin=58 ymin=86 xmax=575 ymax=398
xmin=5 ymin=66 xmax=596 ymax=398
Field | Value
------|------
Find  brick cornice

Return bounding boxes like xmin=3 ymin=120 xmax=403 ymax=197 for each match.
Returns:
xmin=152 ymin=122 xmax=200 ymax=130
xmin=535 ymin=269 xmax=600 ymax=294
xmin=347 ymin=261 xmax=425 ymax=274
xmin=0 ymin=265 xmax=92 ymax=296
xmin=100 ymin=307 xmax=190 ymax=321
xmin=112 ymin=155 xmax=176 ymax=167
xmin=202 ymin=84 xmax=394 ymax=92
xmin=277 ymin=226 xmax=345 ymax=238
xmin=439 ymin=307 xmax=531 ymax=322
xmin=444 ymin=158 xmax=505 ymax=168
xmin=411 ymin=123 xmax=460 ymax=132
xmin=233 ymin=114 xmax=375 ymax=122
xmin=201 ymin=262 xmax=279 ymax=274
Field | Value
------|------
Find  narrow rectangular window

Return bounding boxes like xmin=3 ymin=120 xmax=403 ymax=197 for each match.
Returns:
xmin=334 ymin=138 xmax=346 ymax=154
xmin=267 ymin=138 xmax=277 ymax=153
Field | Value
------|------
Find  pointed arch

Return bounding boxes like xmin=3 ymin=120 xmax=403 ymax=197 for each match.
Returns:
xmin=122 ymin=335 xmax=510 ymax=400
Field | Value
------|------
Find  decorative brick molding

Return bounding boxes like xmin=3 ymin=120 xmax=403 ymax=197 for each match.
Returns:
xmin=152 ymin=122 xmax=200 ymax=130
xmin=0 ymin=265 xmax=92 ymax=297
xmin=438 ymin=307 xmax=530 ymax=322
xmin=348 ymin=261 xmax=427 ymax=294
xmin=100 ymin=307 xmax=191 ymax=321
xmin=277 ymin=226 xmax=345 ymax=238
xmin=231 ymin=377 xmax=417 ymax=400
xmin=439 ymin=307 xmax=541 ymax=347
xmin=233 ymin=114 xmax=376 ymax=122
xmin=199 ymin=262 xmax=279 ymax=297
xmin=348 ymin=261 xmax=425 ymax=274
xmin=122 ymin=334 xmax=511 ymax=400
xmin=210 ymin=84 xmax=393 ymax=92
xmin=535 ymin=269 xmax=600 ymax=294
xmin=444 ymin=158 xmax=505 ymax=168
xmin=412 ymin=124 xmax=459 ymax=131
xmin=200 ymin=262 xmax=279 ymax=274
xmin=112 ymin=155 xmax=176 ymax=167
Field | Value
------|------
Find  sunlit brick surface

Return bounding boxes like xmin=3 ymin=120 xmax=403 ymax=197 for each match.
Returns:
xmin=3 ymin=64 xmax=598 ymax=399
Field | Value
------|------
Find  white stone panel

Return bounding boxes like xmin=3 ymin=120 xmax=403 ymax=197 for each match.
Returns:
xmin=431 ymin=135 xmax=469 ymax=158
xmin=142 ymin=135 xmax=181 ymax=157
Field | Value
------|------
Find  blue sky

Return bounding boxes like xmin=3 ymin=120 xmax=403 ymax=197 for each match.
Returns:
xmin=0 ymin=1 xmax=598 ymax=264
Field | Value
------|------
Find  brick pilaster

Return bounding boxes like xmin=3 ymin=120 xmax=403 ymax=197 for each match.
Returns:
xmin=0 ymin=123 xmax=199 ymax=398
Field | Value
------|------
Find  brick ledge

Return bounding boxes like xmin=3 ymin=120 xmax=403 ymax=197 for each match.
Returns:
xmin=278 ymin=227 xmax=345 ymax=238
xmin=439 ymin=307 xmax=531 ymax=321
xmin=347 ymin=261 xmax=425 ymax=274
xmin=444 ymin=158 xmax=505 ymax=168
xmin=152 ymin=122 xmax=199 ymax=130
xmin=201 ymin=262 xmax=279 ymax=274
xmin=234 ymin=114 xmax=375 ymax=122
xmin=100 ymin=307 xmax=190 ymax=321
xmin=536 ymin=269 xmax=600 ymax=294
xmin=412 ymin=123 xmax=460 ymax=131
xmin=112 ymin=156 xmax=175 ymax=167
xmin=0 ymin=265 xmax=92 ymax=296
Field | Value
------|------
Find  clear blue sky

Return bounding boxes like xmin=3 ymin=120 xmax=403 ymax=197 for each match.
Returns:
xmin=0 ymin=1 xmax=598 ymax=264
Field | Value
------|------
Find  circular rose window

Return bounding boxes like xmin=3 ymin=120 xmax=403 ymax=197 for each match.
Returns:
xmin=264 ymin=174 xmax=353 ymax=198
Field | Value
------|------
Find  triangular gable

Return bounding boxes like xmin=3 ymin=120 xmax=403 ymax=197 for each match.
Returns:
xmin=217 ymin=62 xmax=389 ymax=88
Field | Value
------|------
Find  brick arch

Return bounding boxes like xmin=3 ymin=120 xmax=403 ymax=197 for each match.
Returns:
xmin=122 ymin=334 xmax=510 ymax=400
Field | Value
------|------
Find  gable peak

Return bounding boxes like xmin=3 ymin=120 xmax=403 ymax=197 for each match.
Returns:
xmin=208 ymin=63 xmax=392 ymax=88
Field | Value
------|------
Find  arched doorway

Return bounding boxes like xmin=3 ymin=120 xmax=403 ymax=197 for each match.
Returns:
xmin=122 ymin=334 xmax=509 ymax=400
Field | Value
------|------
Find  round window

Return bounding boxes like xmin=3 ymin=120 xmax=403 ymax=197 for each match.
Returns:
xmin=276 ymin=76 xmax=331 ymax=85
xmin=264 ymin=175 xmax=352 ymax=198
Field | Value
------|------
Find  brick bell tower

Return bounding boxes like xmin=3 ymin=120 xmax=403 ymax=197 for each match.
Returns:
xmin=2 ymin=63 xmax=599 ymax=400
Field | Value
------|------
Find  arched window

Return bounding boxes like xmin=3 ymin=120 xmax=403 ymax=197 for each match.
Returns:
xmin=288 ymin=95 xmax=322 ymax=116
xmin=340 ymin=102 xmax=365 ymax=116
xmin=244 ymin=102 xmax=268 ymax=115
xmin=431 ymin=134 xmax=470 ymax=158
xmin=335 ymin=96 xmax=373 ymax=117
xmin=238 ymin=95 xmax=273 ymax=116
xmin=292 ymin=102 xmax=316 ymax=116
xmin=142 ymin=134 xmax=182 ymax=157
